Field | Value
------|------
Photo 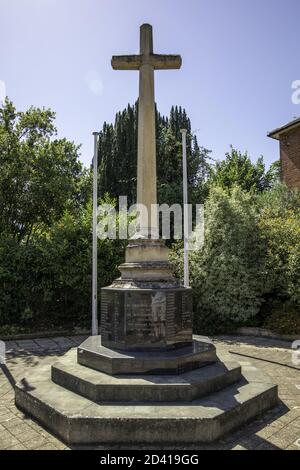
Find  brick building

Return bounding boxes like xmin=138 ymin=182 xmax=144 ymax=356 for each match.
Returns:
xmin=268 ymin=117 xmax=300 ymax=190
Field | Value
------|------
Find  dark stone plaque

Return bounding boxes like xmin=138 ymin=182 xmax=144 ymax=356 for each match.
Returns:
xmin=101 ymin=286 xmax=192 ymax=351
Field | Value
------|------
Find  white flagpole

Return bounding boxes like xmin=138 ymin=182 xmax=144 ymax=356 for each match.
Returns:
xmin=92 ymin=132 xmax=99 ymax=336
xmin=180 ymin=129 xmax=189 ymax=288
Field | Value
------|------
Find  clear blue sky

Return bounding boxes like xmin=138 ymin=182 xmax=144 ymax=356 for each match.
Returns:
xmin=1 ymin=0 xmax=300 ymax=168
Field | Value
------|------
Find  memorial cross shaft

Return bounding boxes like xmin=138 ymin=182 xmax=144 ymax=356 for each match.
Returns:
xmin=112 ymin=23 xmax=181 ymax=237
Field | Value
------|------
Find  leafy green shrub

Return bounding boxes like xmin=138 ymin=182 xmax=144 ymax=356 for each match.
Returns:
xmin=171 ymin=186 xmax=268 ymax=334
xmin=0 ymin=203 xmax=125 ymax=332
xmin=262 ymin=302 xmax=300 ymax=335
xmin=171 ymin=184 xmax=300 ymax=335
xmin=258 ymin=184 xmax=300 ymax=306
xmin=210 ymin=147 xmax=279 ymax=193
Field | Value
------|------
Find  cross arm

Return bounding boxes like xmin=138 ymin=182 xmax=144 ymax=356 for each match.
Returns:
xmin=111 ymin=53 xmax=182 ymax=70
xmin=111 ymin=55 xmax=142 ymax=70
xmin=150 ymin=54 xmax=182 ymax=70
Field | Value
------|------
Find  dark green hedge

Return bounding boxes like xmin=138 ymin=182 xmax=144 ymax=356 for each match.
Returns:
xmin=0 ymin=208 xmax=125 ymax=333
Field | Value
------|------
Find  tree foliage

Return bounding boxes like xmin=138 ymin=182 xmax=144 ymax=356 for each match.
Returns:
xmin=210 ymin=146 xmax=278 ymax=193
xmin=258 ymin=185 xmax=300 ymax=306
xmin=171 ymin=184 xmax=300 ymax=334
xmin=0 ymin=98 xmax=297 ymax=335
xmin=0 ymin=200 xmax=126 ymax=331
xmin=189 ymin=186 xmax=268 ymax=332
xmin=0 ymin=98 xmax=84 ymax=243
xmin=97 ymin=103 xmax=212 ymax=207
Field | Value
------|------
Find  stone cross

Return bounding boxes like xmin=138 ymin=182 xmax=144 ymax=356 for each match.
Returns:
xmin=112 ymin=24 xmax=181 ymax=237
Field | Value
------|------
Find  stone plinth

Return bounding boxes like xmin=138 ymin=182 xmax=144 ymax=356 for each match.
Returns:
xmin=77 ymin=335 xmax=216 ymax=375
xmin=100 ymin=238 xmax=194 ymax=353
xmin=97 ymin=243 xmax=195 ymax=378
xmin=100 ymin=286 xmax=192 ymax=351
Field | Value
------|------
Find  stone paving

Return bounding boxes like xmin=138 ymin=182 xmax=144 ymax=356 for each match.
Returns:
xmin=0 ymin=334 xmax=300 ymax=450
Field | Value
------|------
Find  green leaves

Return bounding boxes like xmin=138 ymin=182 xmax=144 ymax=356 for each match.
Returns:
xmin=0 ymin=99 xmax=83 ymax=242
xmin=0 ymin=98 xmax=298 ymax=335
xmin=0 ymin=205 xmax=126 ymax=331
xmin=210 ymin=146 xmax=276 ymax=193
xmin=171 ymin=184 xmax=300 ymax=335
xmin=16 ymin=105 xmax=56 ymax=143
xmin=97 ymin=102 xmax=212 ymax=210
xmin=171 ymin=186 xmax=268 ymax=334
xmin=258 ymin=184 xmax=300 ymax=306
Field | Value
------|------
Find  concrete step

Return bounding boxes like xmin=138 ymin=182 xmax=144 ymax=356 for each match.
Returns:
xmin=51 ymin=349 xmax=242 ymax=403
xmin=77 ymin=335 xmax=217 ymax=375
xmin=15 ymin=359 xmax=278 ymax=445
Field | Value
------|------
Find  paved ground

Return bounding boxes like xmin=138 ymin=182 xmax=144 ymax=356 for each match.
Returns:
xmin=0 ymin=334 xmax=300 ymax=450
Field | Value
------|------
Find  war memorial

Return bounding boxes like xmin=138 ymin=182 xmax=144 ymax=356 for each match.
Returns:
xmin=14 ymin=24 xmax=278 ymax=446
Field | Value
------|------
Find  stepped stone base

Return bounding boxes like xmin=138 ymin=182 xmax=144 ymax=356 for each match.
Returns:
xmin=53 ymin=348 xmax=241 ymax=402
xmin=15 ymin=339 xmax=278 ymax=445
xmin=77 ymin=335 xmax=217 ymax=375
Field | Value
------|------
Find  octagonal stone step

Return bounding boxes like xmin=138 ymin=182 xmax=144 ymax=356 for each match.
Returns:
xmin=52 ymin=349 xmax=242 ymax=403
xmin=15 ymin=360 xmax=278 ymax=445
xmin=77 ymin=335 xmax=217 ymax=375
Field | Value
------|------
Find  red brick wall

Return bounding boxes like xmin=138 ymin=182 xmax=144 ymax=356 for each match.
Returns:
xmin=279 ymin=126 xmax=300 ymax=189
